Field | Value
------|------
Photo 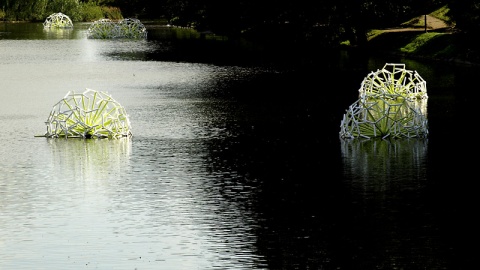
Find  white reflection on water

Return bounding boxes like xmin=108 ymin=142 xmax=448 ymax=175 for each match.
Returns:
xmin=1 ymin=120 xmax=265 ymax=269
xmin=339 ymin=138 xmax=434 ymax=267
xmin=0 ymin=29 xmax=268 ymax=268
xmin=47 ymin=138 xmax=132 ymax=180
xmin=340 ymin=138 xmax=428 ymax=192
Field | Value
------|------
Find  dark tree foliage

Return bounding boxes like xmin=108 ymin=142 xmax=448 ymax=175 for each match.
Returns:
xmin=163 ymin=0 xmax=206 ymax=27
xmin=188 ymin=0 xmax=341 ymax=47
xmin=182 ymin=0 xmax=445 ymax=47
xmin=443 ymin=0 xmax=480 ymax=62
xmin=236 ymin=1 xmax=335 ymax=41
xmin=0 ymin=0 xmax=40 ymax=21
xmin=446 ymin=0 xmax=480 ymax=35
xmin=111 ymin=0 xmax=145 ymax=18
xmin=2 ymin=0 xmax=479 ymax=51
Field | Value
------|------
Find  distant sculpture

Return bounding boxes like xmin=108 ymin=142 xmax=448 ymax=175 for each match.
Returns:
xmin=43 ymin=12 xmax=73 ymax=28
xmin=42 ymin=88 xmax=132 ymax=139
xmin=339 ymin=63 xmax=428 ymax=139
xmin=87 ymin=18 xmax=147 ymax=39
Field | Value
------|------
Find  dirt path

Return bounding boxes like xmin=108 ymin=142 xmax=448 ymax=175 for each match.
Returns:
xmin=424 ymin=15 xmax=449 ymax=29
xmin=383 ymin=15 xmax=450 ymax=32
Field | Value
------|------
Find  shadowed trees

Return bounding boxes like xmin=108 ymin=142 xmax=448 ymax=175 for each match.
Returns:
xmin=445 ymin=0 xmax=480 ymax=35
xmin=135 ymin=0 xmax=445 ymax=48
xmin=0 ymin=0 xmax=121 ymax=21
xmin=444 ymin=0 xmax=480 ymax=62
xmin=3 ymin=0 xmax=479 ymax=52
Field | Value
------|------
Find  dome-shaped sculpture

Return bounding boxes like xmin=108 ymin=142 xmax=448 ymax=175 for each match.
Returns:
xmin=340 ymin=63 xmax=428 ymax=139
xmin=43 ymin=12 xmax=73 ymax=28
xmin=42 ymin=89 xmax=132 ymax=139
xmin=86 ymin=19 xmax=117 ymax=39
xmin=87 ymin=18 xmax=147 ymax=39
xmin=117 ymin=18 xmax=148 ymax=39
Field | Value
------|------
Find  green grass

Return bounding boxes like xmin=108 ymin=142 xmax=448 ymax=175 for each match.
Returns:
xmin=399 ymin=32 xmax=444 ymax=53
xmin=400 ymin=5 xmax=452 ymax=28
xmin=362 ymin=5 xmax=465 ymax=61
xmin=366 ymin=30 xmax=460 ymax=60
xmin=430 ymin=5 xmax=452 ymax=23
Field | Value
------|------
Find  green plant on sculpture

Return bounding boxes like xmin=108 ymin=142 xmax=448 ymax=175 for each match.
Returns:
xmin=340 ymin=63 xmax=428 ymax=139
xmin=118 ymin=18 xmax=148 ymax=39
xmin=360 ymin=63 xmax=427 ymax=99
xmin=87 ymin=19 xmax=118 ymax=39
xmin=343 ymin=94 xmax=427 ymax=139
xmin=42 ymin=89 xmax=132 ymax=139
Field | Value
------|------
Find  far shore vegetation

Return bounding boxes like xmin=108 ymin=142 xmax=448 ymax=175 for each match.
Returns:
xmin=1 ymin=0 xmax=479 ymax=64
xmin=0 ymin=1 xmax=122 ymax=22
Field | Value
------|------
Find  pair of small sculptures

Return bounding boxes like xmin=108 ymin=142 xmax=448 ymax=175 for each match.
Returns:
xmin=43 ymin=12 xmax=147 ymax=39
xmin=38 ymin=63 xmax=427 ymax=140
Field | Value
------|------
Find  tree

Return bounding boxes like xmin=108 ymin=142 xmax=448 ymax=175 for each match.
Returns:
xmin=446 ymin=0 xmax=480 ymax=35
xmin=0 ymin=0 xmax=81 ymax=21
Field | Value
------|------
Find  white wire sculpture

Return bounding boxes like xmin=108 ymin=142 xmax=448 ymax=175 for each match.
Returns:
xmin=42 ymin=89 xmax=132 ymax=139
xmin=43 ymin=12 xmax=73 ymax=28
xmin=339 ymin=63 xmax=428 ymax=139
xmin=87 ymin=18 xmax=147 ymax=39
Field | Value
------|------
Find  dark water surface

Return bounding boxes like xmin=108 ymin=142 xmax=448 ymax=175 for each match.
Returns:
xmin=1 ymin=22 xmax=477 ymax=269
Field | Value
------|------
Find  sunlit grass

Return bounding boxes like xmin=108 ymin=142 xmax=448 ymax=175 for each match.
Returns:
xmin=401 ymin=5 xmax=452 ymax=28
xmin=430 ymin=5 xmax=452 ymax=24
xmin=400 ymin=32 xmax=443 ymax=53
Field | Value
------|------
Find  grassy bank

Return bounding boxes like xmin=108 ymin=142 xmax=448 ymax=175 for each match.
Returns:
xmin=362 ymin=6 xmax=480 ymax=65
xmin=365 ymin=31 xmax=469 ymax=63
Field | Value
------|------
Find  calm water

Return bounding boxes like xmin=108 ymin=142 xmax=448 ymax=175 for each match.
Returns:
xmin=1 ymin=22 xmax=477 ymax=269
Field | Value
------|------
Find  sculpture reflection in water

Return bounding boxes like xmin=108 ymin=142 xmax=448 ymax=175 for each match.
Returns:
xmin=47 ymin=137 xmax=132 ymax=181
xmin=340 ymin=138 xmax=428 ymax=191
xmin=42 ymin=12 xmax=74 ymax=39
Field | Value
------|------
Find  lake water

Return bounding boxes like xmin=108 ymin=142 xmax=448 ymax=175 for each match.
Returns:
xmin=1 ymin=22 xmax=477 ymax=269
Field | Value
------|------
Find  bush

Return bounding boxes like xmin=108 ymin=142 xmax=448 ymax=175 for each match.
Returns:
xmin=102 ymin=7 xmax=123 ymax=20
xmin=79 ymin=2 xmax=105 ymax=22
